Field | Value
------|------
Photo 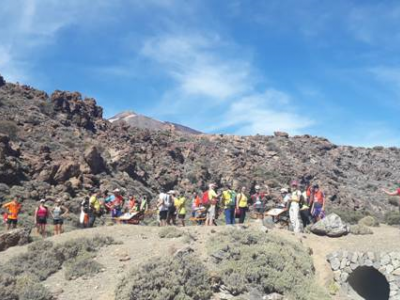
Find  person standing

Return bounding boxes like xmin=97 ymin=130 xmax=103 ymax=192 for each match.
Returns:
xmin=236 ymin=186 xmax=249 ymax=224
xmin=299 ymin=185 xmax=312 ymax=228
xmin=79 ymin=196 xmax=90 ymax=228
xmin=251 ymin=185 xmax=270 ymax=220
xmin=222 ymin=184 xmax=236 ymax=225
xmin=34 ymin=199 xmax=49 ymax=237
xmin=310 ymin=184 xmax=326 ymax=222
xmin=88 ymin=190 xmax=101 ymax=228
xmin=51 ymin=199 xmax=69 ymax=235
xmin=289 ymin=181 xmax=302 ymax=233
xmin=205 ymin=184 xmax=218 ymax=226
xmin=174 ymin=191 xmax=187 ymax=227
xmin=157 ymin=191 xmax=169 ymax=227
xmin=166 ymin=190 xmax=177 ymax=225
xmin=382 ymin=185 xmax=400 ymax=213
xmin=110 ymin=188 xmax=124 ymax=220
xmin=2 ymin=198 xmax=22 ymax=230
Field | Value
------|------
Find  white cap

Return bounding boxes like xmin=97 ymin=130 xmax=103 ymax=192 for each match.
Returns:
xmin=280 ymin=188 xmax=288 ymax=193
xmin=40 ymin=199 xmax=46 ymax=203
xmin=167 ymin=190 xmax=176 ymax=194
xmin=255 ymin=185 xmax=261 ymax=190
xmin=113 ymin=188 xmax=121 ymax=193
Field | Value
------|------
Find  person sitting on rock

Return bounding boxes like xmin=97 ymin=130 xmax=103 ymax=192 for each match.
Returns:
xmin=310 ymin=184 xmax=326 ymax=222
xmin=34 ymin=199 xmax=49 ymax=237
xmin=2 ymin=198 xmax=22 ymax=230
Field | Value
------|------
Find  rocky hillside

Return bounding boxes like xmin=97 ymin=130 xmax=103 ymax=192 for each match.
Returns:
xmin=109 ymin=111 xmax=201 ymax=135
xmin=0 ymin=74 xmax=399 ymax=217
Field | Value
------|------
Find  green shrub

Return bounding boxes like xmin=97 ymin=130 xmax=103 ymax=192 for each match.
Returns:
xmin=358 ymin=216 xmax=379 ymax=227
xmin=0 ymin=235 xmax=115 ymax=299
xmin=349 ymin=225 xmax=373 ymax=235
xmin=64 ymin=257 xmax=103 ymax=280
xmin=330 ymin=208 xmax=370 ymax=224
xmin=207 ymin=230 xmax=330 ymax=300
xmin=117 ymin=252 xmax=213 ymax=300
xmin=384 ymin=211 xmax=400 ymax=225
xmin=158 ymin=227 xmax=183 ymax=238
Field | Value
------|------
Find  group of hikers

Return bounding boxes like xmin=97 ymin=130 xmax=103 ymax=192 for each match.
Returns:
xmin=156 ymin=180 xmax=327 ymax=232
xmin=2 ymin=198 xmax=69 ymax=237
xmin=2 ymin=181 xmax=400 ymax=236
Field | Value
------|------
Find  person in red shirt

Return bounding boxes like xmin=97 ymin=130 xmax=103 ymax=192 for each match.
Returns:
xmin=382 ymin=186 xmax=400 ymax=213
xmin=2 ymin=198 xmax=22 ymax=230
xmin=310 ymin=185 xmax=326 ymax=222
xmin=111 ymin=188 xmax=124 ymax=219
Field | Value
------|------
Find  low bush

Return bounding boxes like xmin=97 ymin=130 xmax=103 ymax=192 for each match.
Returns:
xmin=349 ymin=224 xmax=373 ymax=235
xmin=384 ymin=211 xmax=400 ymax=225
xmin=330 ymin=208 xmax=370 ymax=224
xmin=64 ymin=257 xmax=103 ymax=280
xmin=358 ymin=216 xmax=379 ymax=227
xmin=0 ymin=235 xmax=115 ymax=299
xmin=158 ymin=227 xmax=183 ymax=238
xmin=116 ymin=252 xmax=213 ymax=300
xmin=207 ymin=229 xmax=330 ymax=300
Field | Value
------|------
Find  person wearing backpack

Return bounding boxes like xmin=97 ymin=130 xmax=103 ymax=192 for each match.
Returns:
xmin=236 ymin=186 xmax=249 ymax=224
xmin=34 ymin=199 xmax=49 ymax=237
xmin=174 ymin=191 xmax=187 ymax=227
xmin=222 ymin=184 xmax=236 ymax=225
xmin=205 ymin=183 xmax=218 ymax=226
xmin=166 ymin=190 xmax=177 ymax=225
xmin=157 ymin=191 xmax=169 ymax=227
xmin=79 ymin=196 xmax=90 ymax=228
xmin=88 ymin=190 xmax=101 ymax=228
xmin=289 ymin=181 xmax=302 ymax=233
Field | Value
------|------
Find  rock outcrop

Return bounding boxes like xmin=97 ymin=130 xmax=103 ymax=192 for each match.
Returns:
xmin=0 ymin=227 xmax=31 ymax=251
xmin=311 ymin=213 xmax=349 ymax=237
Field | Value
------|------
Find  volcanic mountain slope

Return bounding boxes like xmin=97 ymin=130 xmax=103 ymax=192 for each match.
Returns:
xmin=109 ymin=111 xmax=202 ymax=135
xmin=0 ymin=73 xmax=399 ymax=218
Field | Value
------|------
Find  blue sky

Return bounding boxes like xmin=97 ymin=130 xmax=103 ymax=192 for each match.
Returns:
xmin=1 ymin=0 xmax=400 ymax=146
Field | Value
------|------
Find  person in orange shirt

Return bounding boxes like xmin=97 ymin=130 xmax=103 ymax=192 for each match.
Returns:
xmin=2 ymin=198 xmax=22 ymax=230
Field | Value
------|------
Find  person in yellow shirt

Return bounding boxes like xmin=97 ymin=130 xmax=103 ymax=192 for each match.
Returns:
xmin=174 ymin=191 xmax=187 ymax=227
xmin=221 ymin=184 xmax=236 ymax=225
xmin=2 ymin=198 xmax=22 ymax=230
xmin=206 ymin=183 xmax=218 ymax=226
xmin=236 ymin=186 xmax=248 ymax=224
xmin=88 ymin=190 xmax=101 ymax=228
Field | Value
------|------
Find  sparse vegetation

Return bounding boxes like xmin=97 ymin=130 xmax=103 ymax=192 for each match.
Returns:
xmin=116 ymin=252 xmax=213 ymax=300
xmin=330 ymin=208 xmax=371 ymax=224
xmin=207 ymin=229 xmax=330 ymax=300
xmin=158 ymin=226 xmax=184 ymax=238
xmin=384 ymin=211 xmax=400 ymax=225
xmin=0 ymin=236 xmax=115 ymax=299
xmin=349 ymin=224 xmax=373 ymax=235
xmin=358 ymin=216 xmax=379 ymax=227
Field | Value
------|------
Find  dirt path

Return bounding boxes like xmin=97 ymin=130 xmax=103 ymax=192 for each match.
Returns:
xmin=0 ymin=224 xmax=398 ymax=300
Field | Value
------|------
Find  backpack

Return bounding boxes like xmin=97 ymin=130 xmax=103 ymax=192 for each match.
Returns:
xmin=202 ymin=191 xmax=210 ymax=206
xmin=229 ymin=191 xmax=236 ymax=207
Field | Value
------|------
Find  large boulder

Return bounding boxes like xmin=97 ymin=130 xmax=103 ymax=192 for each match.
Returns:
xmin=310 ymin=213 xmax=349 ymax=237
xmin=84 ymin=146 xmax=107 ymax=174
xmin=0 ymin=74 xmax=5 ymax=87
xmin=0 ymin=227 xmax=31 ymax=251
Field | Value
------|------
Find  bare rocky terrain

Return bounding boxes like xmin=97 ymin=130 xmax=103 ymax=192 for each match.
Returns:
xmin=0 ymin=73 xmax=400 ymax=222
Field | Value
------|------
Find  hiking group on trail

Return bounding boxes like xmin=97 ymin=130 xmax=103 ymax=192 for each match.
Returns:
xmin=1 ymin=180 xmax=399 ymax=237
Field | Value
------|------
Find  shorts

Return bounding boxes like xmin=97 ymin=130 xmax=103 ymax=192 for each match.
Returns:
xmin=206 ymin=206 xmax=216 ymax=219
xmin=178 ymin=214 xmax=186 ymax=220
xmin=159 ymin=210 xmax=168 ymax=220
xmin=37 ymin=217 xmax=47 ymax=225
xmin=255 ymin=207 xmax=264 ymax=214
xmin=53 ymin=219 xmax=64 ymax=225
xmin=7 ymin=218 xmax=17 ymax=225
xmin=112 ymin=209 xmax=122 ymax=218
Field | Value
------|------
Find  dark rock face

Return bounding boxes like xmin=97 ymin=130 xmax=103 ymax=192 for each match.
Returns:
xmin=0 ymin=79 xmax=399 ymax=220
xmin=0 ymin=75 xmax=5 ymax=87
xmin=0 ymin=227 xmax=31 ymax=252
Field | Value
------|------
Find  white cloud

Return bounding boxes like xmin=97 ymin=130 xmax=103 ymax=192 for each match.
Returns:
xmin=141 ymin=33 xmax=312 ymax=135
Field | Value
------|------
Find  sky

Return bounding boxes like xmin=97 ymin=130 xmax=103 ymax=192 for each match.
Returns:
xmin=1 ymin=0 xmax=400 ymax=147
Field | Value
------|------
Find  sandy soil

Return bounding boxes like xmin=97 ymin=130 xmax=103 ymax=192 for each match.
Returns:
xmin=0 ymin=223 xmax=398 ymax=300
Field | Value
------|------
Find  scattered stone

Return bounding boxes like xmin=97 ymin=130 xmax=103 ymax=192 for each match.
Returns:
xmin=0 ymin=227 xmax=31 ymax=251
xmin=310 ymin=213 xmax=349 ymax=237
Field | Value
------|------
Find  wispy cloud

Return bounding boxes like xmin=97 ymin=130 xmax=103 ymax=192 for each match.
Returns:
xmin=140 ymin=33 xmax=312 ymax=135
